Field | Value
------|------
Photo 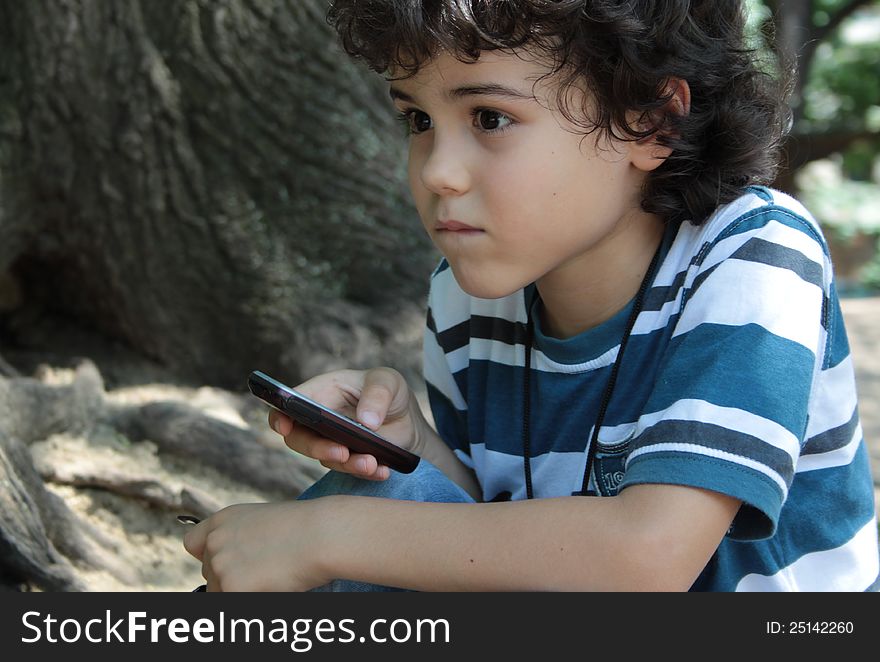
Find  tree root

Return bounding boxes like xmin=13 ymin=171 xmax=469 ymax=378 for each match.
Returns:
xmin=0 ymin=359 xmax=325 ymax=590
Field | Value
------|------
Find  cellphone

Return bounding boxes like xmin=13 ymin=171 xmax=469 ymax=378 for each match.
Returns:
xmin=247 ymin=370 xmax=420 ymax=474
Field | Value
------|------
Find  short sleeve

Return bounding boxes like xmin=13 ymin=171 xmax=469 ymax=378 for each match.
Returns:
xmin=619 ymin=207 xmax=829 ymax=540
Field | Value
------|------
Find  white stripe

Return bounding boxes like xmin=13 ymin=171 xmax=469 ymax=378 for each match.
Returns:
xmin=700 ymin=191 xmax=767 ymax=242
xmin=637 ymin=399 xmax=801 ymax=464
xmin=796 ymin=421 xmax=862 ymax=473
xmin=764 ymin=189 xmax=823 ymax=233
xmin=626 ymin=442 xmax=789 ymax=496
xmin=469 ymin=444 xmax=587 ymax=500
xmin=632 ymin=296 xmax=681 ymax=336
xmin=429 ymin=266 xmax=472 ymax=331
xmin=700 ymin=217 xmax=826 ymax=276
xmin=468 ymin=337 xmax=523 ymax=369
xmin=673 ymin=259 xmax=824 ymax=353
xmin=735 ymin=518 xmax=880 ymax=591
xmin=446 ymin=344 xmax=471 ymax=374
xmin=469 ymin=291 xmax=526 ymax=323
xmin=535 ymin=345 xmax=619 ymax=373
xmin=423 ymin=330 xmax=468 ymax=411
xmin=453 ymin=448 xmax=475 ymax=470
xmin=804 ymin=356 xmax=859 ymax=438
xmin=463 ymin=337 xmax=619 ymax=374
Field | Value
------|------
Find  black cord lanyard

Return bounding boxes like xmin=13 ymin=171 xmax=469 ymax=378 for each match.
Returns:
xmin=522 ymin=243 xmax=663 ymax=499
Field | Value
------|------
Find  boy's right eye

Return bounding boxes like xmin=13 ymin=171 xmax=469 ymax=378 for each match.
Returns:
xmin=395 ymin=109 xmax=432 ymax=135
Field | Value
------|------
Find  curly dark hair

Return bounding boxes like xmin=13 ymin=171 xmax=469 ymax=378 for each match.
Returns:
xmin=327 ymin=0 xmax=794 ymax=226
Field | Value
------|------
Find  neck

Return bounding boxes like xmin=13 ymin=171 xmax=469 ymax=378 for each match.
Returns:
xmin=536 ymin=213 xmax=665 ymax=339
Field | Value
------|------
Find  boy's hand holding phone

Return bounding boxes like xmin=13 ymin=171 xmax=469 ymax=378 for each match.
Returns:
xmin=260 ymin=367 xmax=425 ymax=480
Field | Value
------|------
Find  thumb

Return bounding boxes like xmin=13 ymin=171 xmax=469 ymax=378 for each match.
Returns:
xmin=183 ymin=523 xmax=208 ymax=561
xmin=355 ymin=367 xmax=408 ymax=430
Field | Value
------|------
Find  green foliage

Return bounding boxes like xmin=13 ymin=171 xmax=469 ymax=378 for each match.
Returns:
xmin=803 ymin=28 xmax=880 ymax=132
xmin=783 ymin=1 xmax=880 ymax=292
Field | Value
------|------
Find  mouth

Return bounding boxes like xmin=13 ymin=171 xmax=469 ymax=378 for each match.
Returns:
xmin=435 ymin=220 xmax=484 ymax=234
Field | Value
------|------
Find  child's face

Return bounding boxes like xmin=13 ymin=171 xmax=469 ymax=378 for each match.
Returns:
xmin=390 ymin=49 xmax=657 ymax=300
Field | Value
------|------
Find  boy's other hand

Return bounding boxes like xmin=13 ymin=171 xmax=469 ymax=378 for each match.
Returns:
xmin=268 ymin=367 xmax=423 ymax=480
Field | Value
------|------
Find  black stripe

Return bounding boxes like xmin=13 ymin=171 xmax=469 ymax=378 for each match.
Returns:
xmin=633 ymin=419 xmax=795 ymax=484
xmin=433 ymin=314 xmax=530 ymax=357
xmin=801 ymin=407 xmax=859 ymax=456
xmin=643 ymin=240 xmax=712 ymax=311
xmin=685 ymin=261 xmax=722 ymax=303
xmin=470 ymin=315 xmax=528 ymax=346
xmin=730 ymin=237 xmax=824 ymax=289
xmin=434 ymin=318 xmax=471 ymax=355
xmin=643 ymin=268 xmax=688 ymax=311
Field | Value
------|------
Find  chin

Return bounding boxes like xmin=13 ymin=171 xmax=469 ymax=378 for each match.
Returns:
xmin=449 ymin=264 xmax=524 ymax=300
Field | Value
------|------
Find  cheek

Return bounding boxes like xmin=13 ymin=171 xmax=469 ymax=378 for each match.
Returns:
xmin=487 ymin=151 xmax=579 ymax=222
xmin=407 ymin=155 xmax=432 ymax=225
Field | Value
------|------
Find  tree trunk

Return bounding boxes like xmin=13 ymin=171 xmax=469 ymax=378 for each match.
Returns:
xmin=0 ymin=0 xmax=436 ymax=389
xmin=0 ymin=0 xmax=435 ymax=591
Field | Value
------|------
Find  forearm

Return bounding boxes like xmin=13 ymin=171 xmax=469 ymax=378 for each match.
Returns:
xmin=318 ymin=492 xmax=704 ymax=591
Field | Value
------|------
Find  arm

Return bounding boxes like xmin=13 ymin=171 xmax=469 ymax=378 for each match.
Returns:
xmin=316 ymin=483 xmax=740 ymax=591
xmin=184 ymin=480 xmax=739 ymax=592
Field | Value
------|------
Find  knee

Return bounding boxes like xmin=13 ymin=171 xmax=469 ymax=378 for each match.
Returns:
xmin=297 ymin=460 xmax=473 ymax=503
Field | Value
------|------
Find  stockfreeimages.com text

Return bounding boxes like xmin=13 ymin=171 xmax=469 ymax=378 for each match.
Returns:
xmin=21 ymin=610 xmax=450 ymax=652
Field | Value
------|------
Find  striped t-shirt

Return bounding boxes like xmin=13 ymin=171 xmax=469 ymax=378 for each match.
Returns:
xmin=423 ymin=186 xmax=879 ymax=591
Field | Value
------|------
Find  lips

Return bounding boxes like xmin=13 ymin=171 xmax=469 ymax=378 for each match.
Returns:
xmin=436 ymin=220 xmax=483 ymax=232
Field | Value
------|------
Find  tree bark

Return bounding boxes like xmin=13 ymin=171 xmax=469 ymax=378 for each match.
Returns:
xmin=0 ymin=0 xmax=435 ymax=389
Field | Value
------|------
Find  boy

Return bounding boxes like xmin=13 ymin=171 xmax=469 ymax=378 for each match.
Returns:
xmin=184 ymin=0 xmax=879 ymax=591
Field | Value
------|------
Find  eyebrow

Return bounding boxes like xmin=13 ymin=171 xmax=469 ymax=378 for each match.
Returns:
xmin=389 ymin=83 xmax=536 ymax=103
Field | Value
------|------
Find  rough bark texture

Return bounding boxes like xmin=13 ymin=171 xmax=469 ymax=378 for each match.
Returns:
xmin=0 ymin=360 xmax=324 ymax=591
xmin=0 ymin=0 xmax=435 ymax=389
xmin=0 ymin=1 xmax=438 ymax=590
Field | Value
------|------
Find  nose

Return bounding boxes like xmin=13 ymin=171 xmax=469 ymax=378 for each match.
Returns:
xmin=418 ymin=130 xmax=471 ymax=196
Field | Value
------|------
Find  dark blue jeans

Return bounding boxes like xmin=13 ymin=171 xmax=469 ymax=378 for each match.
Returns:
xmin=299 ymin=459 xmax=475 ymax=591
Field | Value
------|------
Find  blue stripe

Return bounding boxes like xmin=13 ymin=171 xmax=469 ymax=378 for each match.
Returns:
xmin=470 ymin=360 xmax=610 ymax=456
xmin=426 ymin=381 xmax=470 ymax=457
xmin=694 ymin=441 xmax=877 ymax=590
xmin=772 ymin=441 xmax=877 ymax=565
xmin=714 ymin=207 xmax=828 ymax=258
xmin=747 ymin=185 xmax=773 ymax=202
xmin=648 ymin=323 xmax=814 ymax=437
xmin=432 ymin=258 xmax=451 ymax=277
xmin=824 ymin=292 xmax=851 ymax=370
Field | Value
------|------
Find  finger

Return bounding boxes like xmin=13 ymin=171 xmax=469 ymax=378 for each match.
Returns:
xmin=339 ymin=453 xmax=391 ymax=480
xmin=317 ymin=454 xmax=389 ymax=479
xmin=356 ymin=368 xmax=406 ymax=429
xmin=284 ymin=426 xmax=351 ymax=464
xmin=267 ymin=410 xmax=293 ymax=436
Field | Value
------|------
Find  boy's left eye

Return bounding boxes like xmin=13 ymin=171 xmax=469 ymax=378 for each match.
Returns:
xmin=473 ymin=109 xmax=512 ymax=133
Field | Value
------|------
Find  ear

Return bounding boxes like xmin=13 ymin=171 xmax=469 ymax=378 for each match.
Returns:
xmin=629 ymin=78 xmax=691 ymax=173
